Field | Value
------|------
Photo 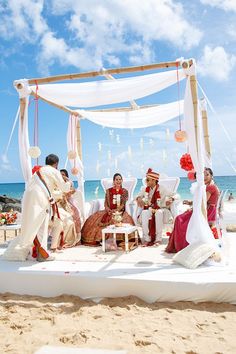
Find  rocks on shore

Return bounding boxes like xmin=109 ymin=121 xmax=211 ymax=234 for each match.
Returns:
xmin=0 ymin=195 xmax=22 ymax=212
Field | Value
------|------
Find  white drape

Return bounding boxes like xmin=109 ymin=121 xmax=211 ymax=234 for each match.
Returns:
xmin=67 ymin=114 xmax=86 ymax=222
xmin=184 ymin=65 xmax=215 ymax=247
xmin=78 ymin=100 xmax=184 ymax=129
xmin=31 ymin=69 xmax=186 ymax=108
xmin=18 ymin=98 xmax=32 ymax=184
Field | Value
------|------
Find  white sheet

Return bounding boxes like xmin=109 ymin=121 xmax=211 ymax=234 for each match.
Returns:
xmin=31 ymin=69 xmax=186 ymax=108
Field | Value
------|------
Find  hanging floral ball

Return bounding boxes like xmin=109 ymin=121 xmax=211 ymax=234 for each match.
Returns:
xmin=180 ymin=153 xmax=194 ymax=171
xmin=68 ymin=150 xmax=77 ymax=160
xmin=28 ymin=146 xmax=41 ymax=159
xmin=187 ymin=170 xmax=196 ymax=181
xmin=71 ymin=167 xmax=79 ymax=175
xmin=174 ymin=130 xmax=187 ymax=143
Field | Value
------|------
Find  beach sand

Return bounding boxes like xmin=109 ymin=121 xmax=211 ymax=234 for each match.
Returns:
xmin=0 ymin=293 xmax=235 ymax=354
xmin=1 ymin=230 xmax=236 ymax=354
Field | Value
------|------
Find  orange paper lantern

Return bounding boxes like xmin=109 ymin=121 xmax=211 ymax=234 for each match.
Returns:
xmin=174 ymin=130 xmax=187 ymax=143
xmin=71 ymin=167 xmax=79 ymax=175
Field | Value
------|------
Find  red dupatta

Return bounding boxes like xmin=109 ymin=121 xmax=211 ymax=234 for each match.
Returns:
xmin=147 ymin=185 xmax=161 ymax=243
xmin=100 ymin=187 xmax=125 ymax=225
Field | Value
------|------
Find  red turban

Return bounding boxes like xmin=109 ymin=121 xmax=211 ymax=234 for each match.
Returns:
xmin=146 ymin=168 xmax=159 ymax=181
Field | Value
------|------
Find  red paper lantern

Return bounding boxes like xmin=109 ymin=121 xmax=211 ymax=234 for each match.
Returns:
xmin=180 ymin=153 xmax=194 ymax=171
xmin=175 ymin=130 xmax=187 ymax=143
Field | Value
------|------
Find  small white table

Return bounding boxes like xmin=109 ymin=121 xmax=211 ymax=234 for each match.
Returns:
xmin=0 ymin=224 xmax=21 ymax=242
xmin=102 ymin=224 xmax=139 ymax=252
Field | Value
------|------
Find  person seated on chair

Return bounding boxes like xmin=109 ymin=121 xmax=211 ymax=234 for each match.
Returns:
xmin=166 ymin=167 xmax=220 ymax=253
xmin=136 ymin=168 xmax=175 ymax=246
xmin=81 ymin=173 xmax=134 ymax=246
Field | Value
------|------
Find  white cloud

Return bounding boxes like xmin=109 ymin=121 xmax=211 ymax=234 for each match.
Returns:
xmin=0 ymin=0 xmax=202 ymax=72
xmin=200 ymin=0 xmax=236 ymax=12
xmin=0 ymin=0 xmax=47 ymax=42
xmin=198 ymin=45 xmax=236 ymax=81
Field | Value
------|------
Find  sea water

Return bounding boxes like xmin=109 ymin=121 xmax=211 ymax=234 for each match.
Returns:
xmin=0 ymin=176 xmax=235 ymax=202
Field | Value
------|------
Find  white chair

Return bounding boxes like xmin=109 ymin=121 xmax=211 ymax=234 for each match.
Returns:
xmin=86 ymin=177 xmax=137 ymax=218
xmin=101 ymin=177 xmax=137 ymax=215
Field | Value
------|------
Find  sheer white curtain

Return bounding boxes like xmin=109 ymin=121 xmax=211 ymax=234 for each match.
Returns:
xmin=18 ymin=97 xmax=32 ymax=185
xmin=67 ymin=114 xmax=85 ymax=222
xmin=31 ymin=68 xmax=186 ymax=108
xmin=184 ymin=64 xmax=215 ymax=247
xmin=77 ymin=100 xmax=184 ymax=129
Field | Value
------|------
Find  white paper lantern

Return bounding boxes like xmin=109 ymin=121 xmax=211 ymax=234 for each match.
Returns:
xmin=68 ymin=150 xmax=77 ymax=159
xmin=28 ymin=146 xmax=41 ymax=159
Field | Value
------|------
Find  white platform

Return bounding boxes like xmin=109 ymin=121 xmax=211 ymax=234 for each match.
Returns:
xmin=0 ymin=239 xmax=236 ymax=304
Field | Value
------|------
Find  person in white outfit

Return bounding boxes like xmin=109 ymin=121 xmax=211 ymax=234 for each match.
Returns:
xmin=136 ymin=168 xmax=175 ymax=246
xmin=2 ymin=154 xmax=71 ymax=262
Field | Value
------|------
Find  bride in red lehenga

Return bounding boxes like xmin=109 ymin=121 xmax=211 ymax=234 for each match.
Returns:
xmin=165 ymin=168 xmax=220 ymax=253
xmin=81 ymin=173 xmax=135 ymax=246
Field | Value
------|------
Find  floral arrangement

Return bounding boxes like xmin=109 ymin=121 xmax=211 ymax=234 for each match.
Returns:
xmin=0 ymin=210 xmax=17 ymax=225
xmin=180 ymin=153 xmax=194 ymax=171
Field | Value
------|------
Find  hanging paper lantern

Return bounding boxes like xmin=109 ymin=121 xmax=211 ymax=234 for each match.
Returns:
xmin=174 ymin=130 xmax=187 ymax=143
xmin=67 ymin=150 xmax=77 ymax=159
xmin=180 ymin=153 xmax=194 ymax=171
xmin=28 ymin=146 xmax=41 ymax=159
xmin=71 ymin=167 xmax=79 ymax=175
xmin=187 ymin=170 xmax=196 ymax=181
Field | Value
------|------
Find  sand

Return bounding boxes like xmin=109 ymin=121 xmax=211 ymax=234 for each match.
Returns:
xmin=0 ymin=293 xmax=235 ymax=354
xmin=1 ymin=230 xmax=236 ymax=354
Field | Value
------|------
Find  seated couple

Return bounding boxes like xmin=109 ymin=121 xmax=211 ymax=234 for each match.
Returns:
xmin=166 ymin=168 xmax=220 ymax=253
xmin=81 ymin=168 xmax=176 ymax=247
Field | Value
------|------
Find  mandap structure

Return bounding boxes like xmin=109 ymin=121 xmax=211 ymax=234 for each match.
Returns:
xmin=14 ymin=58 xmax=214 ymax=247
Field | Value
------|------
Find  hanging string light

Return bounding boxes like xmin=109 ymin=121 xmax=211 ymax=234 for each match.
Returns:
xmin=174 ymin=63 xmax=187 ymax=143
xmin=140 ymin=137 xmax=144 ymax=150
xmin=96 ymin=160 xmax=100 ymax=174
xmin=28 ymin=82 xmax=41 ymax=161
xmin=166 ymin=128 xmax=170 ymax=140
xmin=149 ymin=138 xmax=154 ymax=146
xmin=107 ymin=150 xmax=112 ymax=160
xmin=98 ymin=142 xmax=102 ymax=152
xmin=128 ymin=145 xmax=132 ymax=158
xmin=116 ymin=134 xmax=120 ymax=143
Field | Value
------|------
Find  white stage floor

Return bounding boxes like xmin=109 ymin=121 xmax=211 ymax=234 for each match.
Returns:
xmin=1 ymin=239 xmax=236 ymax=304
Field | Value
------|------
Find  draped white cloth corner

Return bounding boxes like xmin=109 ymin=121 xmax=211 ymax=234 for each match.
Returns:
xmin=18 ymin=98 xmax=32 ymax=184
xmin=77 ymin=100 xmax=184 ymax=129
xmin=67 ymin=114 xmax=85 ymax=222
xmin=183 ymin=64 xmax=216 ymax=248
xmin=31 ymin=68 xmax=186 ymax=108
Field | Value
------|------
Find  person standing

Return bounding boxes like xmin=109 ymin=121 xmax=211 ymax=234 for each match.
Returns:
xmin=2 ymin=154 xmax=71 ymax=261
xmin=136 ymin=168 xmax=175 ymax=246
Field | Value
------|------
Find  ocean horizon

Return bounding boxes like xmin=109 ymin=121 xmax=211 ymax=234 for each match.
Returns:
xmin=0 ymin=176 xmax=235 ymax=202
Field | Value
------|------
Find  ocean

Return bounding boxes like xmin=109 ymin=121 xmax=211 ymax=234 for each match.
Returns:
xmin=0 ymin=176 xmax=235 ymax=202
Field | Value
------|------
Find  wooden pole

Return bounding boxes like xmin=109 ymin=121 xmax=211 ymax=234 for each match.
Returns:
xmin=201 ymin=106 xmax=211 ymax=158
xmin=28 ymin=60 xmax=182 ymax=85
xmin=31 ymin=91 xmax=79 ymax=117
xmin=20 ymin=97 xmax=26 ymax=126
xmin=188 ymin=62 xmax=207 ymax=219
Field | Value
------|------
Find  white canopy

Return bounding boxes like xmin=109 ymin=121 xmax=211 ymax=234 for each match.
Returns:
xmin=78 ymin=100 xmax=184 ymax=129
xmin=30 ymin=69 xmax=186 ymax=108
xmin=14 ymin=59 xmax=216 ymax=249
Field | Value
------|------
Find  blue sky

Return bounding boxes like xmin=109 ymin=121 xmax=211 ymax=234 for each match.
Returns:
xmin=0 ymin=0 xmax=236 ymax=183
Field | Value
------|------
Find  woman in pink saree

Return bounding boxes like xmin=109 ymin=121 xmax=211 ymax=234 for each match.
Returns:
xmin=166 ymin=168 xmax=220 ymax=253
xmin=81 ymin=173 xmax=134 ymax=246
